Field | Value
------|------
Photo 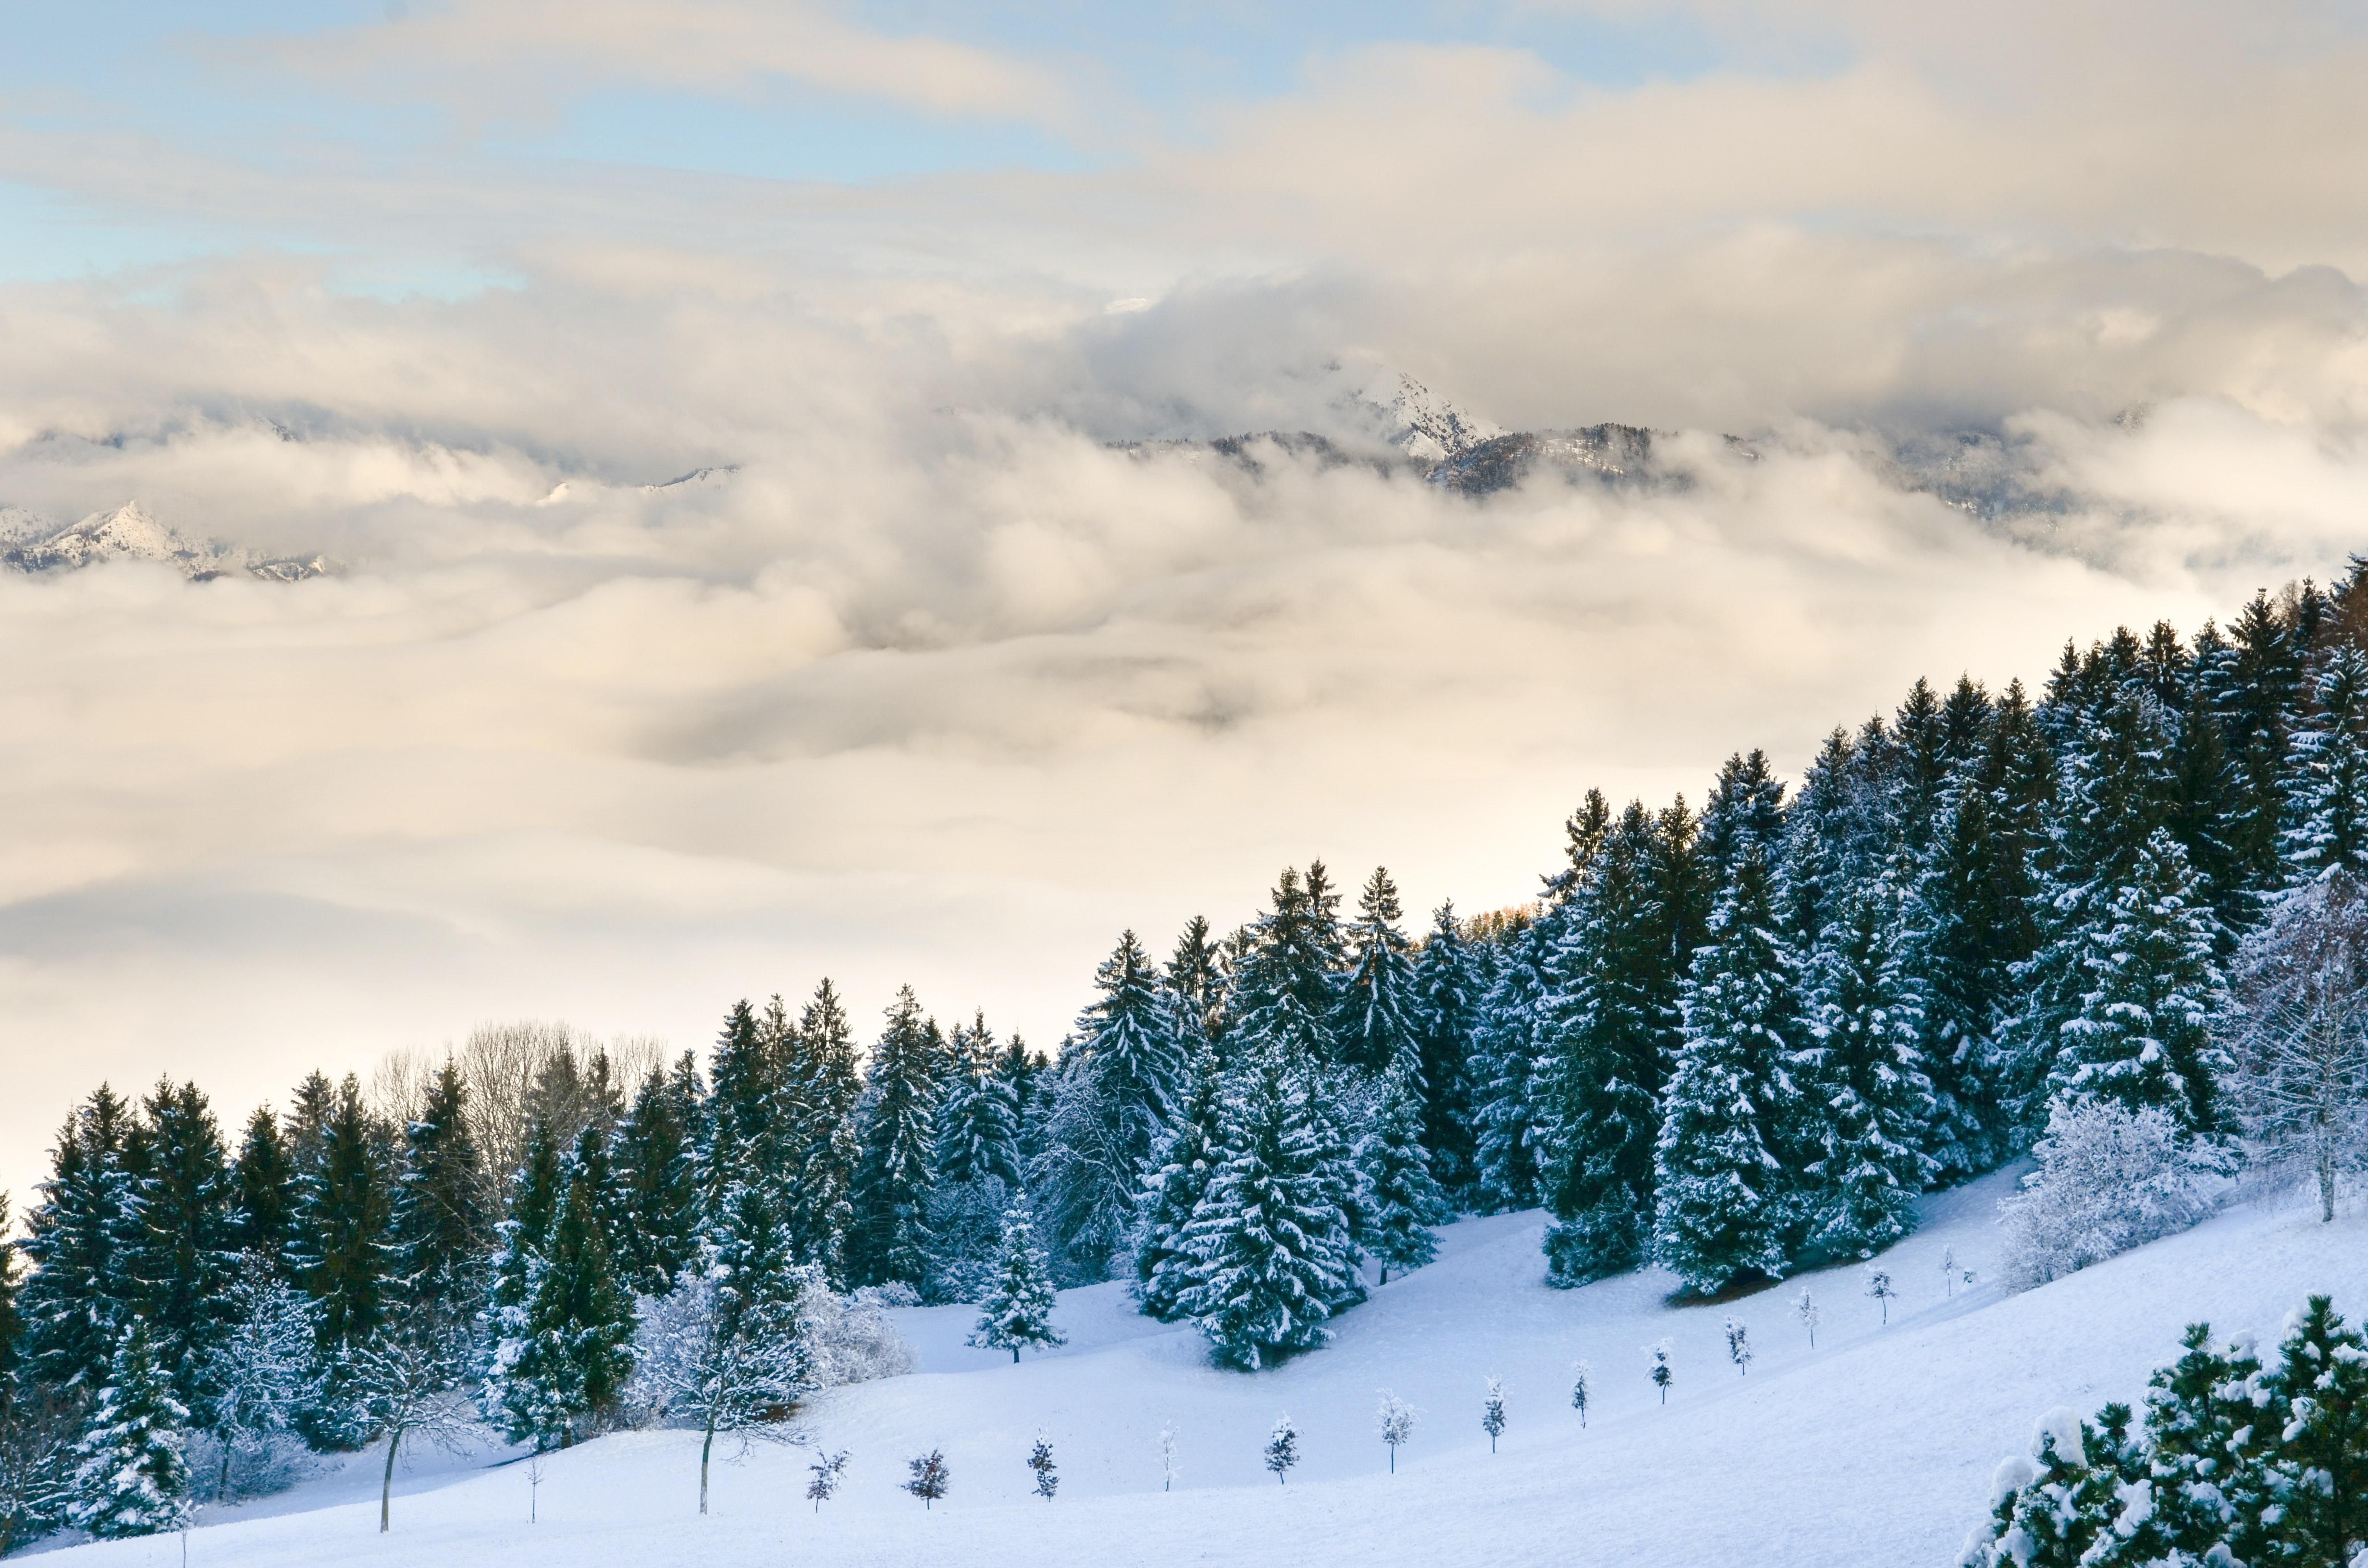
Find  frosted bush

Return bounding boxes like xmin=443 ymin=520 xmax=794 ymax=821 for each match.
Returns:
xmin=1998 ymin=1100 xmax=2221 ymax=1289
xmin=797 ymin=1268 xmax=919 ymax=1387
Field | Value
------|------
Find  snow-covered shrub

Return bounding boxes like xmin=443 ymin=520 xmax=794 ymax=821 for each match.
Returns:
xmin=797 ymin=1270 xmax=918 ymax=1388
xmin=1998 ymin=1100 xmax=2222 ymax=1290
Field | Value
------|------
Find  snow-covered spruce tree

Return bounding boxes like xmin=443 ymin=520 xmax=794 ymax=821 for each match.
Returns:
xmin=293 ymin=1075 xmax=395 ymax=1358
xmin=2006 ymin=687 xmax=2183 ymax=1127
xmin=390 ymin=1060 xmax=491 ymax=1325
xmin=230 ymin=1104 xmax=299 ymax=1265
xmin=1167 ymin=915 xmax=1224 ymax=1058
xmin=2282 ymin=643 xmax=2368 ymax=882
xmin=1263 ymin=1414 xmax=1298 ymax=1484
xmin=2257 ymin=1294 xmax=2368 ymax=1565
xmin=1649 ymin=849 xmax=1797 ymax=1295
xmin=2047 ymin=829 xmax=2232 ymax=1138
xmin=0 ymin=1380 xmax=79 ymax=1557
xmin=1409 ymin=901 xmax=1482 ymax=1198
xmin=967 ymin=1206 xmax=1065 ymax=1363
xmin=850 ymin=988 xmax=940 ymax=1290
xmin=1960 ymin=1405 xmax=2141 ymax=1568
xmin=1335 ymin=868 xmax=1421 ymax=1076
xmin=1026 ymin=1434 xmax=1058 ymax=1499
xmin=1467 ymin=919 xmax=1546 ymax=1214
xmin=629 ymin=1193 xmax=810 ymax=1516
xmin=787 ymin=981 xmax=863 ymax=1282
xmin=18 ymin=1087 xmax=138 ymax=1393
xmin=124 ymin=1078 xmax=240 ymax=1410
xmin=1171 ymin=1050 xmax=1358 ymax=1371
xmin=488 ymin=1157 xmax=636 ymax=1446
xmin=1133 ymin=1043 xmax=1224 ymax=1322
xmin=1535 ymin=801 xmax=1677 ymax=1285
xmin=1797 ymin=866 xmax=1939 ymax=1262
xmin=1481 ymin=1378 xmax=1506 ymax=1453
xmin=342 ymin=1320 xmax=477 ymax=1534
xmin=612 ymin=1057 xmax=704 ymax=1298
xmin=1227 ymin=867 xmax=1344 ymax=1066
xmin=197 ymin=1258 xmax=317 ymax=1501
xmin=2224 ymin=869 xmax=2368 ymax=1220
xmin=1358 ymin=1062 xmax=1449 ymax=1284
xmin=1998 ymin=1098 xmax=2218 ymax=1290
xmin=2123 ymin=1323 xmax=2280 ymax=1566
xmin=67 ymin=1323 xmax=194 ymax=1540
xmin=1375 ymin=1391 xmax=1415 ymax=1473
xmin=1037 ymin=933 xmax=1184 ymax=1285
xmin=903 ymin=1449 xmax=950 ymax=1508
xmin=925 ymin=1012 xmax=1023 ymax=1302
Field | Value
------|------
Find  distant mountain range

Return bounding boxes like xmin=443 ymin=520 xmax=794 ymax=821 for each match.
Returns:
xmin=0 ymin=501 xmax=330 ymax=582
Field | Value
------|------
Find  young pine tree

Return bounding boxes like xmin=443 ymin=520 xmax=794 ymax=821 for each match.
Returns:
xmin=967 ymin=1207 xmax=1066 ymax=1364
xmin=390 ymin=1060 xmax=491 ymax=1324
xmin=19 ymin=1087 xmax=138 ymax=1392
xmin=1408 ymin=902 xmax=1481 ymax=1196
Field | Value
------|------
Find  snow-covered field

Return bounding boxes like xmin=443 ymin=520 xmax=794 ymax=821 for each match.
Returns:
xmin=32 ymin=1171 xmax=2368 ymax=1568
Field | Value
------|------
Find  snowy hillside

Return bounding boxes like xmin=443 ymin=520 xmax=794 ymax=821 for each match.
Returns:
xmin=37 ymin=1175 xmax=2367 ymax=1568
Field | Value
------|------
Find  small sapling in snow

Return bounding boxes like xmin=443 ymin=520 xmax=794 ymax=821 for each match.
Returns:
xmin=1570 ymin=1361 xmax=1592 ymax=1428
xmin=1865 ymin=1267 xmax=1897 ymax=1324
xmin=904 ymin=1449 xmax=950 ymax=1509
xmin=1159 ymin=1423 xmax=1178 ymax=1493
xmin=1795 ymin=1285 xmax=1819 ymax=1348
xmin=1647 ymin=1340 xmax=1673 ymax=1404
xmin=1724 ymin=1318 xmax=1752 ymax=1376
xmin=1026 ymin=1435 xmax=1058 ymax=1500
xmin=1375 ymin=1391 xmax=1416 ymax=1474
xmin=1264 ymin=1415 xmax=1299 ymax=1485
xmin=1481 ymin=1377 xmax=1506 ymax=1453
xmin=806 ymin=1449 xmax=850 ymax=1513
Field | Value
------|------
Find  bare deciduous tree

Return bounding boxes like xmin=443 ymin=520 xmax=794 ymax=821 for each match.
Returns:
xmin=2226 ymin=870 xmax=2368 ymax=1222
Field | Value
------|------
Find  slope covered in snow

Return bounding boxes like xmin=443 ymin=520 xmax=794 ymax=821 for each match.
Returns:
xmin=33 ymin=1175 xmax=2368 ymax=1567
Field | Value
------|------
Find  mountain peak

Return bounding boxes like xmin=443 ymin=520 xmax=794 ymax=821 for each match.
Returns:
xmin=0 ymin=500 xmax=331 ymax=582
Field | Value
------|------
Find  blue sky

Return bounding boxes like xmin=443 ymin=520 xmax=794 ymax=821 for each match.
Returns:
xmin=0 ymin=0 xmax=1752 ymax=282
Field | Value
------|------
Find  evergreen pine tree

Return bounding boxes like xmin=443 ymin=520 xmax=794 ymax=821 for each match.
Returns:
xmin=2047 ymin=829 xmax=2232 ymax=1137
xmin=2125 ymin=1323 xmax=2280 ymax=1566
xmin=1334 ymin=868 xmax=1420 ymax=1075
xmin=66 ymin=1324 xmax=194 ymax=1539
xmin=1134 ymin=1045 xmax=1225 ymax=1322
xmin=1167 ymin=915 xmax=1223 ymax=1055
xmin=1467 ymin=921 xmax=1547 ymax=1214
xmin=1358 ymin=1063 xmax=1448 ymax=1284
xmin=1229 ymin=868 xmax=1344 ymax=1064
xmin=1650 ymin=851 xmax=1797 ymax=1295
xmin=1409 ymin=901 xmax=1481 ymax=1197
xmin=1964 ymin=1406 xmax=2143 ymax=1568
xmin=1171 ymin=1050 xmax=1358 ymax=1370
xmin=390 ymin=1060 xmax=491 ymax=1324
xmin=2283 ymin=644 xmax=2368 ymax=884
xmin=2259 ymin=1294 xmax=2368 ymax=1563
xmin=230 ymin=1107 xmax=297 ymax=1268
xmin=493 ymin=1160 xmax=636 ymax=1446
xmin=788 ymin=983 xmax=862 ymax=1282
xmin=1798 ymin=868 xmax=1941 ymax=1260
xmin=850 ymin=987 xmax=939 ymax=1289
xmin=1535 ymin=802 xmax=1672 ymax=1283
xmin=123 ymin=1079 xmax=238 ymax=1411
xmin=293 ymin=1077 xmax=394 ymax=1356
xmin=19 ymin=1087 xmax=138 ymax=1392
xmin=612 ymin=1060 xmax=703 ymax=1298
xmin=967 ymin=1206 xmax=1066 ymax=1363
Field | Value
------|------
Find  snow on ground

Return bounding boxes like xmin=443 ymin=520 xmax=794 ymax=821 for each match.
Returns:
xmin=33 ymin=1171 xmax=2368 ymax=1568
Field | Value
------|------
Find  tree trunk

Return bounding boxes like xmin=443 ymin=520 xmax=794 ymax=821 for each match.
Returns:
xmin=2321 ymin=1144 xmax=2339 ymax=1223
xmin=700 ymin=1416 xmax=715 ymax=1515
xmin=1011 ymin=1347 xmax=1020 ymax=1364
xmin=381 ymin=1427 xmax=402 ymax=1534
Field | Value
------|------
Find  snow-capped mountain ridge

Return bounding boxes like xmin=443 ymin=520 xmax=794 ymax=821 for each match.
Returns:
xmin=0 ymin=501 xmax=330 ymax=582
